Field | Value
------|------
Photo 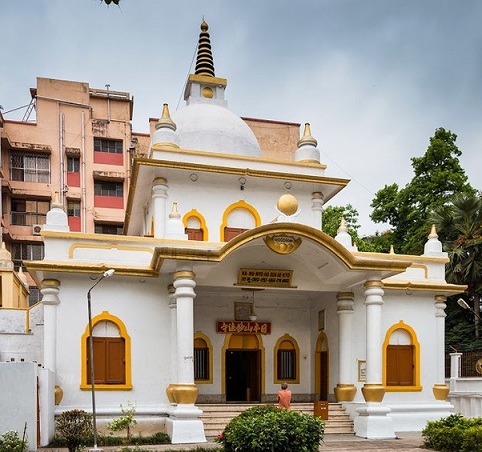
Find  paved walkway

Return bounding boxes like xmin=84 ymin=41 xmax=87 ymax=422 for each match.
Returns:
xmin=41 ymin=432 xmax=428 ymax=451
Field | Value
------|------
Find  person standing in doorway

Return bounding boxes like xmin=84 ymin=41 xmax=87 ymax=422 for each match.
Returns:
xmin=277 ymin=383 xmax=292 ymax=410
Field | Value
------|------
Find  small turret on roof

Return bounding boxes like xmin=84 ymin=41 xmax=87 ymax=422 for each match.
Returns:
xmin=295 ymin=123 xmax=321 ymax=164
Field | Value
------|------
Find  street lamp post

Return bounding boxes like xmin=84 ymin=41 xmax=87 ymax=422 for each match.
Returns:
xmin=457 ymin=298 xmax=482 ymax=321
xmin=87 ymin=269 xmax=115 ymax=451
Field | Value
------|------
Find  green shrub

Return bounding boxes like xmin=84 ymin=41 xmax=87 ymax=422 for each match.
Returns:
xmin=0 ymin=430 xmax=28 ymax=452
xmin=422 ymin=414 xmax=482 ymax=452
xmin=55 ymin=409 xmax=93 ymax=452
xmin=221 ymin=405 xmax=324 ymax=452
xmin=48 ymin=431 xmax=170 ymax=448
xmin=108 ymin=401 xmax=137 ymax=441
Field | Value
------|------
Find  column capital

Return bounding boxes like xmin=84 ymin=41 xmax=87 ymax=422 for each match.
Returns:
xmin=434 ymin=295 xmax=447 ymax=318
xmin=364 ymin=280 xmax=384 ymax=289
xmin=173 ymin=271 xmax=195 ymax=280
xmin=41 ymin=279 xmax=61 ymax=305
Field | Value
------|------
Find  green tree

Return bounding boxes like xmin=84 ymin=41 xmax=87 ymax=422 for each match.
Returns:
xmin=322 ymin=204 xmax=392 ymax=252
xmin=430 ymin=192 xmax=482 ymax=340
xmin=371 ymin=128 xmax=473 ymax=255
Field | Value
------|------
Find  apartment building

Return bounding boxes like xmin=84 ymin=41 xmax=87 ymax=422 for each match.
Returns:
xmin=0 ymin=78 xmax=300 ymax=304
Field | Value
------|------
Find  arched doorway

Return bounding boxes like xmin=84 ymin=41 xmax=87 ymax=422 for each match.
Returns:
xmin=224 ymin=334 xmax=262 ymax=402
xmin=315 ymin=332 xmax=329 ymax=401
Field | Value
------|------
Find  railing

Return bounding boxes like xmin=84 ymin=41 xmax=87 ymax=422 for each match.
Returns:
xmin=446 ymin=351 xmax=482 ymax=378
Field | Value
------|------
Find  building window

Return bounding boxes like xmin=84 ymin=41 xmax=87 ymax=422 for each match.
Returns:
xmin=11 ymin=199 xmax=49 ymax=226
xmin=386 ymin=345 xmax=414 ymax=386
xmin=94 ymin=181 xmax=123 ymax=197
xmin=94 ymin=138 xmax=123 ymax=154
xmin=194 ymin=345 xmax=209 ymax=380
xmin=67 ymin=156 xmax=80 ymax=172
xmin=10 ymin=151 xmax=50 ymax=183
xmin=194 ymin=333 xmax=213 ymax=384
xmin=383 ymin=321 xmax=421 ymax=391
xmin=221 ymin=201 xmax=260 ymax=241
xmin=95 ymin=223 xmax=123 ymax=235
xmin=81 ymin=312 xmax=132 ymax=390
xmin=274 ymin=334 xmax=300 ymax=383
xmin=29 ymin=287 xmax=41 ymax=306
xmin=183 ymin=210 xmax=208 ymax=241
xmin=12 ymin=243 xmax=44 ymax=271
xmin=67 ymin=200 xmax=81 ymax=232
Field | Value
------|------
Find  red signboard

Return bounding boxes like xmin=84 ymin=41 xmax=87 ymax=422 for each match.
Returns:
xmin=216 ymin=321 xmax=271 ymax=335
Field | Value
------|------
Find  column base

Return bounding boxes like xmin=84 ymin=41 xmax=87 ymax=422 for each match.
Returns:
xmin=361 ymin=383 xmax=385 ymax=402
xmin=354 ymin=404 xmax=395 ymax=439
xmin=166 ymin=418 xmax=206 ymax=444
xmin=334 ymin=384 xmax=357 ymax=402
xmin=433 ymin=384 xmax=450 ymax=400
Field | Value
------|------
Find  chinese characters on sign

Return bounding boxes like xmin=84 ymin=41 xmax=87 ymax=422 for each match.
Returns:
xmin=216 ymin=321 xmax=272 ymax=335
xmin=238 ymin=268 xmax=292 ymax=287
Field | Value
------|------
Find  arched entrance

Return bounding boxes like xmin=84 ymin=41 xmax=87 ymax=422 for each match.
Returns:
xmin=224 ymin=333 xmax=263 ymax=402
xmin=315 ymin=332 xmax=329 ymax=401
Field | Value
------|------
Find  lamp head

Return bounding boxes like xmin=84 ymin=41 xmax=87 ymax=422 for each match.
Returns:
xmin=457 ymin=298 xmax=470 ymax=310
xmin=103 ymin=269 xmax=115 ymax=278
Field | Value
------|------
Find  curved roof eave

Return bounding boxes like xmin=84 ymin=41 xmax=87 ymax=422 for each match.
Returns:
xmin=151 ymin=223 xmax=413 ymax=274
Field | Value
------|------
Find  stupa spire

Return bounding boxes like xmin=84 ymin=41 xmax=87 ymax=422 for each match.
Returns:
xmin=195 ymin=20 xmax=215 ymax=77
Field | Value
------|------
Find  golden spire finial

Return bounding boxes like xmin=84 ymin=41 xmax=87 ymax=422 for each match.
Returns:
xmin=429 ymin=224 xmax=438 ymax=239
xmin=338 ymin=217 xmax=347 ymax=232
xmin=389 ymin=245 xmax=395 ymax=254
xmin=52 ymin=191 xmax=63 ymax=209
xmin=297 ymin=122 xmax=317 ymax=147
xmin=156 ymin=103 xmax=176 ymax=130
xmin=195 ymin=20 xmax=215 ymax=77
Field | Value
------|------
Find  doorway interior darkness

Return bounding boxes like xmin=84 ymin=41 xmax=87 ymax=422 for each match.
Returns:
xmin=226 ymin=350 xmax=260 ymax=402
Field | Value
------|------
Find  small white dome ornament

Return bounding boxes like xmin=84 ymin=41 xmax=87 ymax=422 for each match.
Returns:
xmin=294 ymin=123 xmax=321 ymax=164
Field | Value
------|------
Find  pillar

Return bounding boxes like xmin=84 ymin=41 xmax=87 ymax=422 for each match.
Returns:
xmin=311 ymin=192 xmax=324 ymax=230
xmin=151 ymin=177 xmax=168 ymax=238
xmin=433 ymin=295 xmax=450 ymax=400
xmin=334 ymin=292 xmax=357 ymax=401
xmin=166 ymin=284 xmax=177 ymax=404
xmin=354 ymin=279 xmax=395 ymax=439
xmin=166 ymin=270 xmax=206 ymax=444
xmin=40 ymin=279 xmax=61 ymax=373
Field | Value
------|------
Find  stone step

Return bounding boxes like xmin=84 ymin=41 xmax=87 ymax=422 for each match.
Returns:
xmin=198 ymin=403 xmax=354 ymax=437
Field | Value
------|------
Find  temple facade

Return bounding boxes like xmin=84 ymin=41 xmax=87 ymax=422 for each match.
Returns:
xmin=21 ymin=21 xmax=464 ymax=443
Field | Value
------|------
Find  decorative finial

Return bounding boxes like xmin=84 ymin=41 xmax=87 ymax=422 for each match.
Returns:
xmin=338 ymin=217 xmax=347 ymax=232
xmin=389 ymin=245 xmax=395 ymax=254
xmin=297 ymin=123 xmax=318 ymax=147
xmin=195 ymin=20 xmax=215 ymax=77
xmin=156 ymin=103 xmax=176 ymax=131
xmin=169 ymin=202 xmax=181 ymax=219
xmin=428 ymin=224 xmax=438 ymax=239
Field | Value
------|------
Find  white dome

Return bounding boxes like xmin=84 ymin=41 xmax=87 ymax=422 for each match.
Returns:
xmin=172 ymin=103 xmax=261 ymax=157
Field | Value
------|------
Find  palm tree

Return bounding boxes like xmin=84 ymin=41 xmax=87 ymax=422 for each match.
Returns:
xmin=431 ymin=191 xmax=482 ymax=338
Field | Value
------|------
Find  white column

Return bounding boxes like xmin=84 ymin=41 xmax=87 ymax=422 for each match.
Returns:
xmin=40 ymin=279 xmax=61 ymax=373
xmin=449 ymin=352 xmax=462 ymax=392
xmin=354 ymin=279 xmax=395 ymax=439
xmin=311 ymin=192 xmax=324 ymax=230
xmin=363 ymin=280 xmax=384 ymax=388
xmin=167 ymin=270 xmax=206 ymax=444
xmin=334 ymin=292 xmax=357 ymax=401
xmin=173 ymin=271 xmax=196 ymax=384
xmin=168 ymin=284 xmax=178 ymax=383
xmin=152 ymin=177 xmax=168 ymax=238
xmin=433 ymin=295 xmax=450 ymax=400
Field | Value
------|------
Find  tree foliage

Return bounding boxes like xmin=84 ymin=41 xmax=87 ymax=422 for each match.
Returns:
xmin=322 ymin=204 xmax=393 ymax=252
xmin=370 ymin=128 xmax=473 ymax=255
xmin=430 ymin=191 xmax=482 ymax=342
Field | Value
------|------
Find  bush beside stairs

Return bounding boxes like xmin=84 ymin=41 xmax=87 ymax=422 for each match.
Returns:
xmin=198 ymin=402 xmax=354 ymax=439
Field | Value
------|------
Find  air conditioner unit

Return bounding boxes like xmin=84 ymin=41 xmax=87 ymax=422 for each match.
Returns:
xmin=32 ymin=224 xmax=42 ymax=235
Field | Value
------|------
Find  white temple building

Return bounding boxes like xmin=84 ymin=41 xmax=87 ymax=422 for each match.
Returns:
xmin=22 ymin=21 xmax=465 ymax=444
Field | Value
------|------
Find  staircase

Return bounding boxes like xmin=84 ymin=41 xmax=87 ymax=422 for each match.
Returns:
xmin=199 ymin=402 xmax=354 ymax=439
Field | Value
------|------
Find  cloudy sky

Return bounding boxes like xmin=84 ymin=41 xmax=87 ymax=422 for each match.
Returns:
xmin=2 ymin=1 xmax=481 ymax=235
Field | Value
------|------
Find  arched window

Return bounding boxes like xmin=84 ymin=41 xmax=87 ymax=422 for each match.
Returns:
xmin=274 ymin=334 xmax=300 ymax=384
xmin=183 ymin=209 xmax=208 ymax=241
xmin=220 ymin=200 xmax=261 ymax=241
xmin=194 ymin=332 xmax=213 ymax=384
xmin=383 ymin=321 xmax=421 ymax=392
xmin=81 ymin=311 xmax=132 ymax=390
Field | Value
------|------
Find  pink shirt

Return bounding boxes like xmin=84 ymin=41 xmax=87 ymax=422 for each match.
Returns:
xmin=277 ymin=389 xmax=292 ymax=409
